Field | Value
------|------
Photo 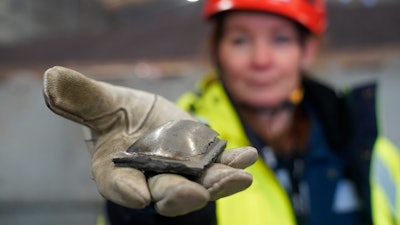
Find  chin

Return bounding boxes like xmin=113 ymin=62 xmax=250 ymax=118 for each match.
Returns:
xmin=249 ymin=97 xmax=284 ymax=108
xmin=239 ymin=99 xmax=283 ymax=111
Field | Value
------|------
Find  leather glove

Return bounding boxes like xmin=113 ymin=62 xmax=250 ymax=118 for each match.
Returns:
xmin=43 ymin=66 xmax=258 ymax=217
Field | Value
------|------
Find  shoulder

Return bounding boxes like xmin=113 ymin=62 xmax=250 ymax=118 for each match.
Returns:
xmin=177 ymin=73 xmax=225 ymax=112
xmin=302 ymin=76 xmax=351 ymax=148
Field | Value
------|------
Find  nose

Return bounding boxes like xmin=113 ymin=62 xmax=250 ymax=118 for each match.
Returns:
xmin=251 ymin=40 xmax=272 ymax=70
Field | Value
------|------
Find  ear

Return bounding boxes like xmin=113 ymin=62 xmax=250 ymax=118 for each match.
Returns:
xmin=301 ymin=36 xmax=321 ymax=69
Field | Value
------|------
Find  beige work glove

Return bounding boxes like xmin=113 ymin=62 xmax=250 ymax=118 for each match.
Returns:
xmin=43 ymin=66 xmax=258 ymax=217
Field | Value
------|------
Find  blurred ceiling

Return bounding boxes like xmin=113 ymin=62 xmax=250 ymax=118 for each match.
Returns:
xmin=0 ymin=0 xmax=399 ymax=67
xmin=100 ymin=0 xmax=154 ymax=10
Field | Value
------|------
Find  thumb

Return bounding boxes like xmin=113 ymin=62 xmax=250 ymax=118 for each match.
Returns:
xmin=43 ymin=66 xmax=157 ymax=133
xmin=44 ymin=66 xmax=115 ymax=126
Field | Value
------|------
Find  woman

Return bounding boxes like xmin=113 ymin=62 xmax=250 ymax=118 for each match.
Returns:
xmin=177 ymin=0 xmax=399 ymax=225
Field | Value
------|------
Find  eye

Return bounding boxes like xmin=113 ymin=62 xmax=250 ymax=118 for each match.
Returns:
xmin=222 ymin=31 xmax=251 ymax=49
xmin=231 ymin=35 xmax=249 ymax=46
xmin=274 ymin=34 xmax=292 ymax=44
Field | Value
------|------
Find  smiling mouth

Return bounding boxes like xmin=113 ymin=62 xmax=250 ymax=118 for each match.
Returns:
xmin=246 ymin=74 xmax=279 ymax=87
xmin=247 ymin=80 xmax=275 ymax=89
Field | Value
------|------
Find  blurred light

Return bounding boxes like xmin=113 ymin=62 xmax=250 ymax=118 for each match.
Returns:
xmin=361 ymin=0 xmax=378 ymax=7
xmin=338 ymin=0 xmax=352 ymax=4
xmin=186 ymin=0 xmax=199 ymax=2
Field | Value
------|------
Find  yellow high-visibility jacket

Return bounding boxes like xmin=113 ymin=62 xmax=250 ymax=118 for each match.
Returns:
xmin=177 ymin=74 xmax=400 ymax=225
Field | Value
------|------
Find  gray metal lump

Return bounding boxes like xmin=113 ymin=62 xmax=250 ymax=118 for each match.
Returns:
xmin=113 ymin=120 xmax=226 ymax=177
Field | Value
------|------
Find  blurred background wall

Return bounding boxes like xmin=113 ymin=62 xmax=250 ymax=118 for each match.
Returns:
xmin=0 ymin=0 xmax=399 ymax=224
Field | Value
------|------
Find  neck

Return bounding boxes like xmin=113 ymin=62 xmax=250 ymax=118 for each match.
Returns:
xmin=238 ymin=103 xmax=310 ymax=157
xmin=236 ymin=100 xmax=295 ymax=116
xmin=238 ymin=103 xmax=294 ymax=140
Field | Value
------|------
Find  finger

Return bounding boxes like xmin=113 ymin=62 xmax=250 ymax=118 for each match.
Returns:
xmin=217 ymin=146 xmax=258 ymax=169
xmin=198 ymin=163 xmax=253 ymax=201
xmin=148 ymin=174 xmax=210 ymax=217
xmin=93 ymin=165 xmax=152 ymax=209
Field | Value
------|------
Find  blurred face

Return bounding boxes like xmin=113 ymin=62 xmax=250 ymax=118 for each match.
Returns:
xmin=217 ymin=12 xmax=316 ymax=108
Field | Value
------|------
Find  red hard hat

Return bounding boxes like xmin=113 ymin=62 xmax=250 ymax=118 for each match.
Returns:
xmin=203 ymin=0 xmax=327 ymax=35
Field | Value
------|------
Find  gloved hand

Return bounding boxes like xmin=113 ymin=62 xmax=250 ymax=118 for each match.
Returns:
xmin=43 ymin=66 xmax=258 ymax=217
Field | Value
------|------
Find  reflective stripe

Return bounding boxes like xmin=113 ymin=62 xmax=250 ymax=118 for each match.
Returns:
xmin=373 ymin=154 xmax=397 ymax=215
xmin=371 ymin=137 xmax=400 ymax=225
